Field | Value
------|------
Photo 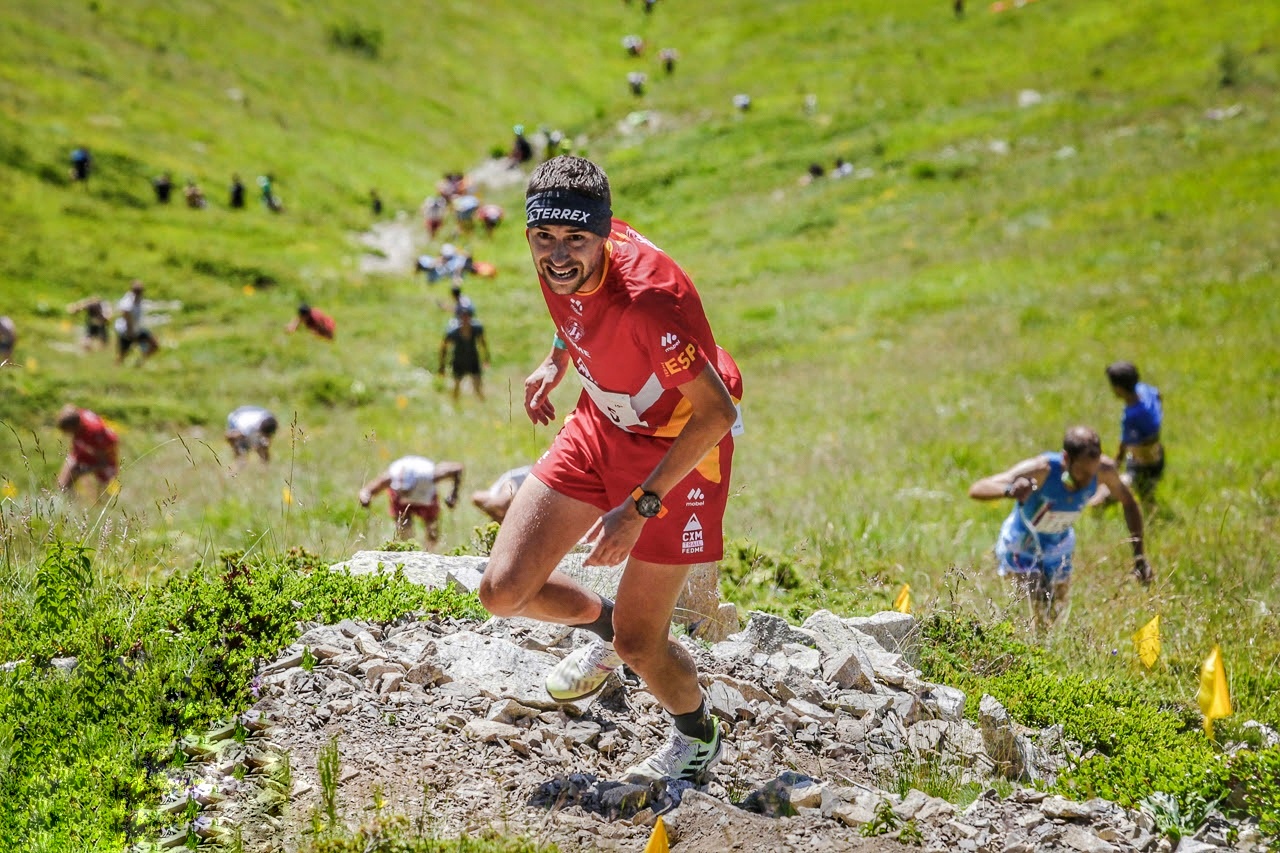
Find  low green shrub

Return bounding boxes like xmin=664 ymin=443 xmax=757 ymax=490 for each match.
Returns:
xmin=917 ymin=614 xmax=1236 ymax=812
xmin=0 ymin=541 xmax=486 ymax=849
xmin=328 ymin=20 xmax=383 ymax=59
xmin=720 ymin=538 xmax=804 ymax=600
xmin=1224 ymin=748 xmax=1280 ymax=841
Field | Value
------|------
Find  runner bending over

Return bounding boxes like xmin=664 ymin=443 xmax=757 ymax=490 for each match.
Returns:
xmin=969 ymin=425 xmax=1151 ymax=630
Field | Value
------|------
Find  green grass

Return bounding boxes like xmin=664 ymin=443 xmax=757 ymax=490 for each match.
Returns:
xmin=1 ymin=0 xmax=1279 ymax=847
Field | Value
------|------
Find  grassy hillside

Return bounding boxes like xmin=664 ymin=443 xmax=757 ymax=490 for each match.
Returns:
xmin=2 ymin=0 xmax=1278 ymax=735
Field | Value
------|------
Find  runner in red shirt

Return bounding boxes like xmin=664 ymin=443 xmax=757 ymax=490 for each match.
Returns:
xmin=479 ymin=155 xmax=743 ymax=785
xmin=285 ymin=303 xmax=335 ymax=340
xmin=55 ymin=404 xmax=119 ymax=493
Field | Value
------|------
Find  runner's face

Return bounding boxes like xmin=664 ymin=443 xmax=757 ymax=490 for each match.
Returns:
xmin=1064 ymin=451 xmax=1102 ymax=488
xmin=527 ymin=225 xmax=607 ymax=295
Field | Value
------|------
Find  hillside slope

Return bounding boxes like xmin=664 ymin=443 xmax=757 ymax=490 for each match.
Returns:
xmin=1 ymin=0 xmax=1278 ymax=718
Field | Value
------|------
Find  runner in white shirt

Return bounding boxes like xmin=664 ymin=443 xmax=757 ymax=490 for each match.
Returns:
xmin=224 ymin=406 xmax=279 ymax=469
xmin=358 ymin=456 xmax=465 ymax=549
xmin=471 ymin=465 xmax=532 ymax=523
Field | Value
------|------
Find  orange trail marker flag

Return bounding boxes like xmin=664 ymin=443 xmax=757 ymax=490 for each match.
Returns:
xmin=893 ymin=583 xmax=911 ymax=614
xmin=644 ymin=816 xmax=669 ymax=853
xmin=1198 ymin=644 xmax=1232 ymax=739
xmin=1133 ymin=615 xmax=1160 ymax=669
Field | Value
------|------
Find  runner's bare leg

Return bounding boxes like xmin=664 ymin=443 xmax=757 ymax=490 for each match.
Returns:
xmin=481 ymin=477 xmax=605 ymax=626
xmin=613 ymin=558 xmax=701 ymax=715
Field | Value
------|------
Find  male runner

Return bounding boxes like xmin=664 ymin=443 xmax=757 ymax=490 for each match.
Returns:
xmin=115 ymin=280 xmax=159 ymax=365
xmin=224 ymin=406 xmax=279 ymax=469
xmin=969 ymin=425 xmax=1151 ymax=629
xmin=478 ymin=155 xmax=744 ymax=784
xmin=1090 ymin=361 xmax=1165 ymax=506
xmin=471 ymin=465 xmax=532 ymax=524
xmin=285 ymin=303 xmax=335 ymax=340
xmin=438 ymin=307 xmax=490 ymax=401
xmin=358 ymin=456 xmax=464 ymax=550
xmin=55 ymin=405 xmax=119 ymax=494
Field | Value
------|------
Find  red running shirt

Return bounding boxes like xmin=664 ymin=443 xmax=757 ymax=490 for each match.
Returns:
xmin=305 ymin=309 xmax=336 ymax=339
xmin=71 ymin=410 xmax=118 ymax=468
xmin=540 ymin=219 xmax=741 ymax=438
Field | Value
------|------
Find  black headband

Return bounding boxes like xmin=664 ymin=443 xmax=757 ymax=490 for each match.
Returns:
xmin=525 ymin=190 xmax=612 ymax=237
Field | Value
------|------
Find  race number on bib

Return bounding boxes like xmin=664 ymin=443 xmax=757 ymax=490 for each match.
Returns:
xmin=579 ymin=374 xmax=651 ymax=431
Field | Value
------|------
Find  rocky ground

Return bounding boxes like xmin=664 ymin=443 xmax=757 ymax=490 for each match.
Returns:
xmin=149 ymin=554 xmax=1271 ymax=853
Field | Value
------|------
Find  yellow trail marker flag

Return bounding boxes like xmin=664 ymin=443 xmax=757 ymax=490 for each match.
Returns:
xmin=1132 ymin=615 xmax=1160 ymax=669
xmin=643 ymin=816 xmax=669 ymax=853
xmin=893 ymin=583 xmax=911 ymax=614
xmin=1198 ymin=644 xmax=1232 ymax=739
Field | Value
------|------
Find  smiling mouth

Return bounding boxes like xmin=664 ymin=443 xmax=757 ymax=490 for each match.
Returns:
xmin=544 ymin=264 xmax=578 ymax=284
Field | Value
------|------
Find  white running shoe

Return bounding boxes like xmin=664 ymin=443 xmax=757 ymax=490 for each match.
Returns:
xmin=621 ymin=722 xmax=724 ymax=784
xmin=545 ymin=640 xmax=623 ymax=701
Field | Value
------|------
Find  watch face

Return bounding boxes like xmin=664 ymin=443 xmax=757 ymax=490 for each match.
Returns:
xmin=636 ymin=493 xmax=663 ymax=518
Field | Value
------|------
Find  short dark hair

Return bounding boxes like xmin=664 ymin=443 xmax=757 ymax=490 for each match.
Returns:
xmin=260 ymin=415 xmax=278 ymax=436
xmin=526 ymin=155 xmax=611 ymax=207
xmin=56 ymin=404 xmax=82 ymax=431
xmin=1105 ymin=361 xmax=1140 ymax=392
xmin=1063 ymin=425 xmax=1102 ymax=459
xmin=297 ymin=303 xmax=310 ymax=315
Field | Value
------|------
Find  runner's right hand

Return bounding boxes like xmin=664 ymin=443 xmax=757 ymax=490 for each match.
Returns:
xmin=524 ymin=362 xmax=561 ymax=425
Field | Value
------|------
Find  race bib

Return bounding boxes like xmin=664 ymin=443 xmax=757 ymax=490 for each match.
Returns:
xmin=1030 ymin=508 xmax=1080 ymax=535
xmin=579 ymin=374 xmax=650 ymax=431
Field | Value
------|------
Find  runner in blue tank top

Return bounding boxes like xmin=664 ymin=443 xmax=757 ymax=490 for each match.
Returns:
xmin=1089 ymin=360 xmax=1165 ymax=507
xmin=969 ymin=426 xmax=1151 ymax=629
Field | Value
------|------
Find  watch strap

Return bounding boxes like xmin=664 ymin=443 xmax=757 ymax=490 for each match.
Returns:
xmin=630 ymin=486 xmax=668 ymax=519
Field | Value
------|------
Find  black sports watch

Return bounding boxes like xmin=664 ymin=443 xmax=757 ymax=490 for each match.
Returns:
xmin=631 ymin=486 xmax=667 ymax=519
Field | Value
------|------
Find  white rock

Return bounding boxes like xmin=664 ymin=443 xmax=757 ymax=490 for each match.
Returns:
xmin=1062 ymin=825 xmax=1117 ymax=853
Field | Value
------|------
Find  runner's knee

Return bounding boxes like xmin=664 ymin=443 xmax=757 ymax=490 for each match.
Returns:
xmin=477 ymin=573 xmax=525 ymax=617
xmin=611 ymin=629 xmax=672 ymax=671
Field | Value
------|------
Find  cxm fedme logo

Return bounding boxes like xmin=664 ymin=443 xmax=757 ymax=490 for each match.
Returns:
xmin=681 ymin=514 xmax=704 ymax=554
xmin=659 ymin=331 xmax=681 ymax=351
xmin=685 ymin=487 xmax=705 ymax=507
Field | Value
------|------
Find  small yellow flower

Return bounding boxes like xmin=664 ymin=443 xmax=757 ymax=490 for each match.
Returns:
xmin=396 ymin=395 xmax=409 ymax=410
xmin=106 ymin=479 xmax=122 ymax=496
xmin=282 ymin=486 xmax=294 ymax=506
xmin=1 ymin=481 xmax=17 ymax=500
xmin=396 ymin=352 xmax=410 ymax=366
xmin=242 ymin=285 xmax=255 ymax=296
xmin=60 ymin=319 xmax=72 ymax=332
xmin=26 ymin=357 xmax=38 ymax=371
